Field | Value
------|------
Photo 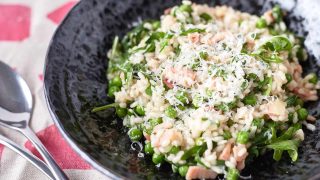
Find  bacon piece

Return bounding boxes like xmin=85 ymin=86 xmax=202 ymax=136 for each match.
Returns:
xmin=186 ymin=166 xmax=217 ymax=180
xmin=218 ymin=142 xmax=232 ymax=161
xmin=232 ymin=144 xmax=248 ymax=162
xmin=151 ymin=123 xmax=183 ymax=148
xmin=188 ymin=33 xmax=200 ymax=43
xmin=260 ymin=99 xmax=288 ymax=121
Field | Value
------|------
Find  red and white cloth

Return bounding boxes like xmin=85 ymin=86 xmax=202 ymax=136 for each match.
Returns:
xmin=0 ymin=0 xmax=108 ymax=179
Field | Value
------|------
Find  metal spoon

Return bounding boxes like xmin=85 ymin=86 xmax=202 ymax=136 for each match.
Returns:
xmin=0 ymin=61 xmax=68 ymax=180
xmin=0 ymin=133 xmax=54 ymax=179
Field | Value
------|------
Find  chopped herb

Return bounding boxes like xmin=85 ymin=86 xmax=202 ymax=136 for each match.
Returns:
xmin=199 ymin=51 xmax=209 ymax=60
xmin=92 ymin=103 xmax=118 ymax=113
xmin=200 ymin=13 xmax=212 ymax=21
xmin=180 ymin=28 xmax=205 ymax=36
xmin=267 ymin=140 xmax=299 ymax=161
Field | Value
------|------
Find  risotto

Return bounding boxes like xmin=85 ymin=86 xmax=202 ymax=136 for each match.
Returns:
xmin=94 ymin=1 xmax=319 ymax=179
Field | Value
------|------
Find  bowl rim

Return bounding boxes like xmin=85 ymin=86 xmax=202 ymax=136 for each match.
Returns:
xmin=43 ymin=1 xmax=124 ymax=179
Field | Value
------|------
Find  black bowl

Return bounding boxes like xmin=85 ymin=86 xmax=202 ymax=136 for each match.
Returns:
xmin=44 ymin=0 xmax=320 ymax=179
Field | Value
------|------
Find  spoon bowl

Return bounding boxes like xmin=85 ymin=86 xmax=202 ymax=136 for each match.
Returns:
xmin=0 ymin=62 xmax=32 ymax=113
xmin=0 ymin=61 xmax=68 ymax=180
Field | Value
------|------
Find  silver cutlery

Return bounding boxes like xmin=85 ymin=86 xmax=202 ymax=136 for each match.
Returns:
xmin=0 ymin=61 xmax=68 ymax=180
xmin=0 ymin=133 xmax=54 ymax=179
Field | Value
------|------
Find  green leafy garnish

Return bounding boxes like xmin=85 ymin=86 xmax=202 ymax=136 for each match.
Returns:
xmin=200 ymin=13 xmax=212 ymax=21
xmin=92 ymin=103 xmax=118 ymax=113
xmin=180 ymin=28 xmax=205 ymax=36
xmin=267 ymin=140 xmax=300 ymax=161
xmin=263 ymin=36 xmax=292 ymax=52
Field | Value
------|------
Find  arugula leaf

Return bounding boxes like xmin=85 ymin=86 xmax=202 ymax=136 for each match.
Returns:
xmin=146 ymin=32 xmax=166 ymax=44
xmin=92 ymin=103 xmax=118 ymax=113
xmin=251 ymin=36 xmax=291 ymax=64
xmin=257 ymin=76 xmax=273 ymax=95
xmin=181 ymin=144 xmax=207 ymax=160
xmin=122 ymin=24 xmax=148 ymax=51
xmin=111 ymin=36 xmax=119 ymax=59
xmin=145 ymin=43 xmax=156 ymax=52
xmin=160 ymin=34 xmax=174 ymax=52
xmin=263 ymin=36 xmax=292 ymax=52
xmin=252 ymin=49 xmax=283 ymax=63
xmin=180 ymin=28 xmax=205 ymax=36
xmin=273 ymin=150 xmax=283 ymax=161
xmin=200 ymin=13 xmax=212 ymax=21
xmin=267 ymin=140 xmax=300 ymax=162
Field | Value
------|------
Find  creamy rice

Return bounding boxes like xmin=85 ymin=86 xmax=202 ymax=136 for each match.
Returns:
xmin=97 ymin=1 xmax=320 ymax=179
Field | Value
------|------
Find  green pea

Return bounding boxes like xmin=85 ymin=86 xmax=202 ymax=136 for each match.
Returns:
xmin=165 ymin=106 xmax=177 ymax=118
xmin=178 ymin=165 xmax=189 ymax=177
xmin=134 ymin=105 xmax=145 ymax=116
xmin=145 ymin=85 xmax=152 ymax=96
xmin=152 ymin=153 xmax=164 ymax=164
xmin=116 ymin=107 xmax=127 ymax=118
xmin=129 ymin=128 xmax=142 ymax=141
xmin=308 ymin=73 xmax=318 ymax=84
xmin=297 ymin=108 xmax=308 ymax=121
xmin=169 ymin=146 xmax=180 ymax=154
xmin=285 ymin=73 xmax=292 ymax=83
xmin=295 ymin=98 xmax=304 ymax=107
xmin=256 ymin=18 xmax=267 ymax=28
xmin=223 ymin=131 xmax=232 ymax=140
xmin=110 ymin=76 xmax=122 ymax=87
xmin=236 ymin=131 xmax=249 ymax=144
xmin=108 ymin=86 xmax=120 ymax=98
xmin=243 ymin=94 xmax=257 ymax=106
xmin=176 ymin=91 xmax=189 ymax=104
xmin=226 ymin=168 xmax=239 ymax=180
xmin=179 ymin=4 xmax=192 ymax=14
xmin=149 ymin=118 xmax=163 ymax=127
xmin=144 ymin=142 xmax=154 ymax=155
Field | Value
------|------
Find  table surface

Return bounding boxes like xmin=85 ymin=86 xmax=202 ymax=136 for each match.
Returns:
xmin=0 ymin=0 xmax=109 ymax=179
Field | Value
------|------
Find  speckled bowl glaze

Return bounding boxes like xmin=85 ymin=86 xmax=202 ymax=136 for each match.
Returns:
xmin=44 ymin=0 xmax=320 ymax=179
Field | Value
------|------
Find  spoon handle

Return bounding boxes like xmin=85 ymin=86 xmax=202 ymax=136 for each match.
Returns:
xmin=0 ymin=134 xmax=55 ymax=180
xmin=23 ymin=127 xmax=69 ymax=180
